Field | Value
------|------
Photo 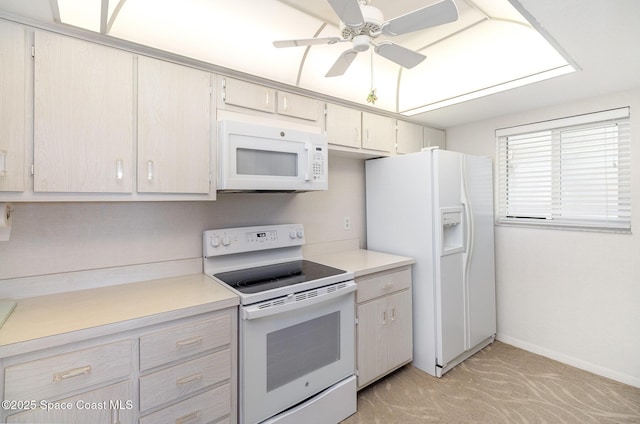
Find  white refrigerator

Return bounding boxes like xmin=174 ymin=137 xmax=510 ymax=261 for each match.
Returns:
xmin=366 ymin=148 xmax=496 ymax=377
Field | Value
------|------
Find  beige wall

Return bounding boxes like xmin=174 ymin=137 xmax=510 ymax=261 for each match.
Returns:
xmin=0 ymin=154 xmax=366 ymax=281
xmin=446 ymin=87 xmax=640 ymax=387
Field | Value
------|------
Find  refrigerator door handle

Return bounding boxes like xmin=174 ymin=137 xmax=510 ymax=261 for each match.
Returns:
xmin=461 ymin=159 xmax=474 ymax=351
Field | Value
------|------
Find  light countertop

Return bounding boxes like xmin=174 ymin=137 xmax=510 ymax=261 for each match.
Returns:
xmin=0 ymin=273 xmax=238 ymax=357
xmin=307 ymin=249 xmax=415 ymax=277
xmin=0 ymin=249 xmax=412 ymax=357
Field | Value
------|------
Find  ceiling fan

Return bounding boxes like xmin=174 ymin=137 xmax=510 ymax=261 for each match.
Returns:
xmin=273 ymin=0 xmax=459 ymax=77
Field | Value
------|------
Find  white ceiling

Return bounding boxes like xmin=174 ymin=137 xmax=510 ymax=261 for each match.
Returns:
xmin=0 ymin=0 xmax=639 ymax=128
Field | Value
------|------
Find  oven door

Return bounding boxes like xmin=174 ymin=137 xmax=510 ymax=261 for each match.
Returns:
xmin=239 ymin=281 xmax=356 ymax=424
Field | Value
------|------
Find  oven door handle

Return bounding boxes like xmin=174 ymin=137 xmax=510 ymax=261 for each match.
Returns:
xmin=242 ymin=281 xmax=356 ymax=320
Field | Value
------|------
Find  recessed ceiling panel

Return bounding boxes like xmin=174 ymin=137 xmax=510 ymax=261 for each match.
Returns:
xmin=398 ymin=18 xmax=570 ymax=112
xmin=109 ymin=0 xmax=323 ymax=85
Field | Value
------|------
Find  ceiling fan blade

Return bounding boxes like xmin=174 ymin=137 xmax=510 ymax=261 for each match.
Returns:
xmin=326 ymin=0 xmax=364 ymax=28
xmin=382 ymin=0 xmax=458 ymax=36
xmin=273 ymin=37 xmax=344 ymax=48
xmin=325 ymin=49 xmax=358 ymax=77
xmin=374 ymin=42 xmax=426 ymax=69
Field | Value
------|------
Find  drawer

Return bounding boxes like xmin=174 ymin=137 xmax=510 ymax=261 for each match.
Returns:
xmin=140 ymin=349 xmax=231 ymax=411
xmin=140 ymin=313 xmax=231 ymax=370
xmin=6 ymin=380 xmax=134 ymax=423
xmin=356 ymin=267 xmax=412 ymax=304
xmin=139 ymin=384 xmax=231 ymax=424
xmin=4 ymin=339 xmax=132 ymax=401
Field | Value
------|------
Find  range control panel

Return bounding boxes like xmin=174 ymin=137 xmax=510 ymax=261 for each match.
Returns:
xmin=203 ymin=224 xmax=305 ymax=257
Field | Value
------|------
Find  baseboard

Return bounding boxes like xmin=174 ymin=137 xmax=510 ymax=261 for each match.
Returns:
xmin=496 ymin=333 xmax=640 ymax=388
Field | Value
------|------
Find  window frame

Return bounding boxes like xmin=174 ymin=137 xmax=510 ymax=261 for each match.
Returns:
xmin=496 ymin=107 xmax=631 ymax=233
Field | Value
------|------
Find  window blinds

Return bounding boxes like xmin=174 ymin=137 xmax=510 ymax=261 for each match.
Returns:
xmin=496 ymin=108 xmax=631 ymax=232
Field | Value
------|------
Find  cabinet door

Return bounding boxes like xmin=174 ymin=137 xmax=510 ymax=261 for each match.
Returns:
xmin=356 ymin=299 xmax=386 ymax=388
xmin=325 ymin=103 xmax=361 ymax=149
xmin=386 ymin=290 xmax=413 ymax=370
xmin=276 ymin=91 xmax=320 ymax=122
xmin=396 ymin=120 xmax=424 ymax=154
xmin=222 ymin=77 xmax=276 ymax=113
xmin=137 ymin=56 xmax=212 ymax=194
xmin=0 ymin=21 xmax=26 ymax=192
xmin=6 ymin=380 xmax=134 ymax=424
xmin=424 ymin=126 xmax=446 ymax=149
xmin=362 ymin=112 xmax=395 ymax=153
xmin=33 ymin=31 xmax=134 ymax=193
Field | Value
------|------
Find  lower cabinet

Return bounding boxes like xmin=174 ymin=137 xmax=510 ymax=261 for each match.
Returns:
xmin=356 ymin=266 xmax=413 ymax=389
xmin=1 ymin=308 xmax=236 ymax=423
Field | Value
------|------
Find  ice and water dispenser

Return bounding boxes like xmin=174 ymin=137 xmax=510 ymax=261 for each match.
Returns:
xmin=441 ymin=207 xmax=465 ymax=255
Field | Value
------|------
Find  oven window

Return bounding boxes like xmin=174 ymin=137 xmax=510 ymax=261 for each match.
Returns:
xmin=237 ymin=148 xmax=298 ymax=177
xmin=266 ymin=312 xmax=341 ymax=392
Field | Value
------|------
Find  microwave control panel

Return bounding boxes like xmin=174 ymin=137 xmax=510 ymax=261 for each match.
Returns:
xmin=311 ymin=146 xmax=327 ymax=181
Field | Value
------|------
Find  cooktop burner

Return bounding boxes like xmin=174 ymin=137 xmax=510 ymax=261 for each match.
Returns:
xmin=214 ymin=260 xmax=347 ymax=294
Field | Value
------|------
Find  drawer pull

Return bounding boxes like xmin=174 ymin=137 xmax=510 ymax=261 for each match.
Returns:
xmin=176 ymin=410 xmax=201 ymax=424
xmin=383 ymin=282 xmax=394 ymax=290
xmin=176 ymin=336 xmax=204 ymax=349
xmin=176 ymin=372 xmax=203 ymax=386
xmin=53 ymin=365 xmax=92 ymax=382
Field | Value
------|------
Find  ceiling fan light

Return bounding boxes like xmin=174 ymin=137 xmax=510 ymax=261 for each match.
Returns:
xmin=353 ymin=35 xmax=371 ymax=52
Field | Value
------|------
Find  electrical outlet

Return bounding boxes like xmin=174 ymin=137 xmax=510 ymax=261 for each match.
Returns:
xmin=343 ymin=216 xmax=351 ymax=231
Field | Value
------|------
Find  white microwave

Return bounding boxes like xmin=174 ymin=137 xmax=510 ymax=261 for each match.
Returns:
xmin=218 ymin=120 xmax=328 ymax=192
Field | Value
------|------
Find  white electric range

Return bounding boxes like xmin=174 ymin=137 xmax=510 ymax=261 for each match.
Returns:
xmin=203 ymin=224 xmax=357 ymax=424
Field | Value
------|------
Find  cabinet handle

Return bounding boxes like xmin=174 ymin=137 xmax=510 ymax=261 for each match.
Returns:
xmin=382 ymin=310 xmax=387 ymax=325
xmin=283 ymin=94 xmax=288 ymax=111
xmin=116 ymin=159 xmax=124 ymax=182
xmin=0 ymin=150 xmax=7 ymax=177
xmin=176 ymin=336 xmax=204 ymax=349
xmin=354 ymin=127 xmax=360 ymax=142
xmin=147 ymin=160 xmax=154 ymax=182
xmin=382 ymin=282 xmax=393 ymax=291
xmin=111 ymin=408 xmax=121 ymax=424
xmin=175 ymin=410 xmax=201 ymax=424
xmin=176 ymin=372 xmax=203 ymax=386
xmin=53 ymin=365 xmax=92 ymax=382
xmin=391 ymin=307 xmax=396 ymax=321
xmin=265 ymin=90 xmax=270 ymax=108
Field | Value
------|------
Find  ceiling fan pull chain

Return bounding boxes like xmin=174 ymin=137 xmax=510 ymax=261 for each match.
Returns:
xmin=367 ymin=50 xmax=377 ymax=104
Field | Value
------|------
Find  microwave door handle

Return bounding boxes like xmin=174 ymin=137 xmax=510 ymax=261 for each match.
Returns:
xmin=304 ymin=143 xmax=312 ymax=181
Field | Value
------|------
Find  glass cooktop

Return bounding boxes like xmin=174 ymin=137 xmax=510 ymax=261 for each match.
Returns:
xmin=214 ymin=260 xmax=347 ymax=294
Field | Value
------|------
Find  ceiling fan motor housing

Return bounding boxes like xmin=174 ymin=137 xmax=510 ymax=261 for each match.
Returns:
xmin=340 ymin=4 xmax=384 ymax=40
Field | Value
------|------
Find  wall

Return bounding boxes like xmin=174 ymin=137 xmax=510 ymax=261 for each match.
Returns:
xmin=0 ymin=154 xmax=366 ymax=282
xmin=446 ymin=87 xmax=640 ymax=387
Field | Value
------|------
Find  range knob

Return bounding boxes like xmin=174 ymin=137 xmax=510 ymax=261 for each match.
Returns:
xmin=211 ymin=237 xmax=221 ymax=248
xmin=289 ymin=231 xmax=297 ymax=239
xmin=296 ymin=230 xmax=304 ymax=239
xmin=222 ymin=237 xmax=231 ymax=247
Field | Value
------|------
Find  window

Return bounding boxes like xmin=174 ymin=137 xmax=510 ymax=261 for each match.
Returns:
xmin=496 ymin=108 xmax=631 ymax=232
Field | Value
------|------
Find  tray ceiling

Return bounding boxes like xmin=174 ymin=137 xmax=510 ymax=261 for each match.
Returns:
xmin=0 ymin=0 xmax=638 ymax=128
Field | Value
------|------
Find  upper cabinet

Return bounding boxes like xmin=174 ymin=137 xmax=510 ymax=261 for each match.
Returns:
xmin=0 ymin=21 xmax=27 ymax=192
xmin=33 ymin=31 xmax=135 ymax=193
xmin=222 ymin=77 xmax=276 ymax=114
xmin=424 ymin=126 xmax=446 ymax=150
xmin=219 ymin=77 xmax=322 ymax=125
xmin=137 ymin=56 xmax=213 ymax=195
xmin=325 ymin=103 xmax=361 ymax=149
xmin=361 ymin=112 xmax=395 ymax=153
xmin=276 ymin=91 xmax=320 ymax=121
xmin=326 ymin=104 xmax=396 ymax=156
xmin=396 ymin=120 xmax=424 ymax=155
